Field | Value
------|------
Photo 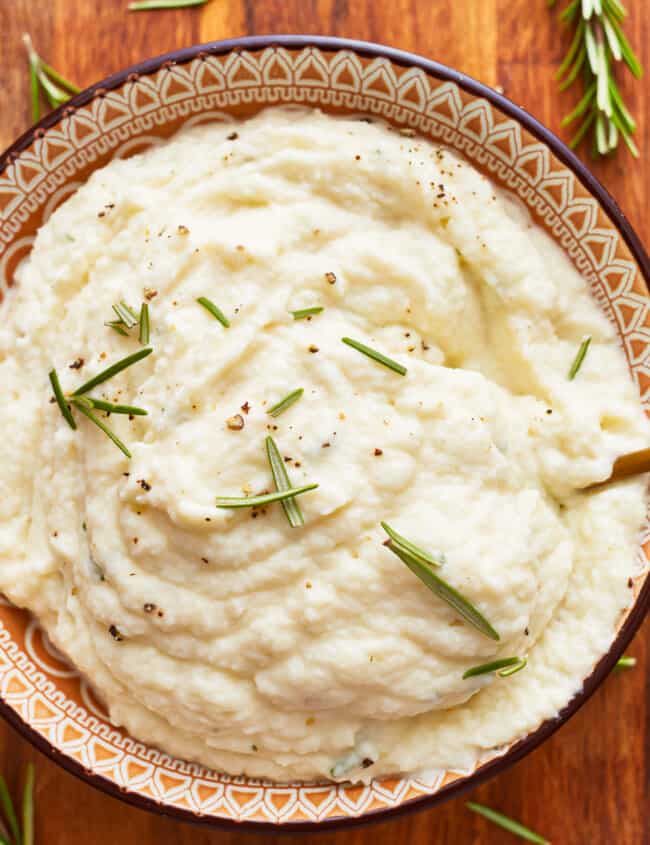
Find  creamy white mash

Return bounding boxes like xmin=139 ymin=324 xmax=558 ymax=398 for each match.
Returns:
xmin=0 ymin=109 xmax=647 ymax=783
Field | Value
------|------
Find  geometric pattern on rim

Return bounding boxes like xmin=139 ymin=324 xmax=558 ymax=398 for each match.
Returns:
xmin=0 ymin=44 xmax=647 ymax=825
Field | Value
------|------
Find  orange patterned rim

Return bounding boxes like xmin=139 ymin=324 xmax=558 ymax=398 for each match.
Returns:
xmin=0 ymin=36 xmax=648 ymax=831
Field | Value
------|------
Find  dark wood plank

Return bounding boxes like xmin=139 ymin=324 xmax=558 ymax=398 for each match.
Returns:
xmin=0 ymin=1 xmax=647 ymax=842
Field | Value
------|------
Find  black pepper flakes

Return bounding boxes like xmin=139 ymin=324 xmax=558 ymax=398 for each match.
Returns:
xmin=309 ymin=345 xmax=319 ymax=353
xmin=241 ymin=402 xmax=250 ymax=414
xmin=374 ymin=448 xmax=383 ymax=456
xmin=227 ymin=131 xmax=239 ymax=141
xmin=137 ymin=479 xmax=151 ymax=491
xmin=69 ymin=358 xmax=85 ymax=370
xmin=144 ymin=603 xmax=156 ymax=613
xmin=325 ymin=271 xmax=337 ymax=285
xmin=361 ymin=758 xmax=374 ymax=769
xmin=109 ymin=625 xmax=123 ymax=642
xmin=227 ymin=414 xmax=245 ymax=431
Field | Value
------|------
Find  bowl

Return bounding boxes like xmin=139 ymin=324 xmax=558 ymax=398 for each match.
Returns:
xmin=0 ymin=35 xmax=648 ymax=832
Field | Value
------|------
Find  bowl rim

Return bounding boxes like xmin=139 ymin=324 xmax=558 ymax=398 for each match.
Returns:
xmin=0 ymin=33 xmax=648 ymax=833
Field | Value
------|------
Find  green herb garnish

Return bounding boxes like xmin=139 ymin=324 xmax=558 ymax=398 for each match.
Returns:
xmin=21 ymin=764 xmax=34 ymax=845
xmin=49 ymin=369 xmax=77 ymax=430
xmin=216 ymin=484 xmax=318 ymax=509
xmin=268 ymin=388 xmax=304 ymax=418
xmin=139 ymin=302 xmax=150 ymax=345
xmin=129 ymin=0 xmax=209 ymax=8
xmin=72 ymin=347 xmax=152 ymax=396
xmin=381 ymin=522 xmax=444 ymax=568
xmin=23 ymin=34 xmax=80 ymax=122
xmin=463 ymin=656 xmax=527 ymax=679
xmin=197 ymin=297 xmax=230 ymax=327
xmin=291 ymin=306 xmax=324 ymax=320
xmin=0 ymin=764 xmax=35 ymax=845
xmin=72 ymin=397 xmax=132 ymax=459
xmin=466 ymin=802 xmax=549 ymax=844
xmin=341 ymin=337 xmax=406 ymax=376
xmin=0 ymin=773 xmax=21 ymax=845
xmin=265 ymin=436 xmax=304 ymax=527
xmin=615 ymin=654 xmax=636 ymax=669
xmin=83 ymin=398 xmax=148 ymax=416
xmin=550 ymin=0 xmax=642 ymax=157
xmin=104 ymin=320 xmax=129 ymax=337
xmin=112 ymin=301 xmax=138 ymax=330
xmin=384 ymin=539 xmax=499 ymax=641
xmin=568 ymin=336 xmax=591 ymax=380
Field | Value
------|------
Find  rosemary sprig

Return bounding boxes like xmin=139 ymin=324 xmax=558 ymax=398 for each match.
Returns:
xmin=105 ymin=320 xmax=129 ymax=337
xmin=568 ymin=335 xmax=591 ymax=379
xmin=265 ymin=436 xmax=305 ymax=527
xmin=341 ymin=337 xmax=407 ymax=376
xmin=463 ymin=656 xmax=527 ymax=679
xmin=550 ymin=0 xmax=642 ymax=156
xmin=197 ymin=297 xmax=230 ymax=327
xmin=216 ymin=484 xmax=318 ymax=509
xmin=112 ymin=301 xmax=138 ymax=330
xmin=291 ymin=306 xmax=324 ymax=320
xmin=384 ymin=539 xmax=499 ymax=641
xmin=380 ymin=522 xmax=444 ymax=568
xmin=83 ymin=397 xmax=148 ymax=416
xmin=23 ymin=34 xmax=80 ymax=123
xmin=73 ymin=397 xmax=132 ymax=458
xmin=72 ymin=347 xmax=152 ymax=396
xmin=129 ymin=0 xmax=209 ymax=9
xmin=268 ymin=388 xmax=304 ymax=418
xmin=139 ymin=302 xmax=150 ymax=345
xmin=49 ymin=369 xmax=77 ymax=429
xmin=0 ymin=765 xmax=35 ymax=845
xmin=466 ymin=802 xmax=549 ymax=844
xmin=615 ymin=654 xmax=636 ymax=669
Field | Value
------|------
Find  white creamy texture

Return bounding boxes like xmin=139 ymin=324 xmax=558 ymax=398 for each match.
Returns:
xmin=0 ymin=109 xmax=647 ymax=782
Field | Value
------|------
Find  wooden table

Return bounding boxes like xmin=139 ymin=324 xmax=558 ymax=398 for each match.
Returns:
xmin=1 ymin=2 xmax=648 ymax=842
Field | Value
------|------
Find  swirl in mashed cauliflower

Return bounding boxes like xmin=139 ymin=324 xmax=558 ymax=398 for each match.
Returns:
xmin=0 ymin=109 xmax=647 ymax=783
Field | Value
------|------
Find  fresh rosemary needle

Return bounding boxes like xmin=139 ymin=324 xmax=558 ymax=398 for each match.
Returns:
xmin=268 ymin=388 xmax=304 ymax=418
xmin=0 ymin=773 xmax=21 ymax=845
xmin=384 ymin=539 xmax=499 ymax=641
xmin=112 ymin=301 xmax=138 ymax=329
xmin=197 ymin=297 xmax=230 ymax=327
xmin=73 ymin=397 xmax=132 ymax=458
xmin=49 ymin=369 xmax=77 ymax=430
xmin=72 ymin=347 xmax=152 ymax=396
xmin=466 ymin=802 xmax=549 ymax=844
xmin=23 ymin=34 xmax=80 ymax=122
xmin=381 ymin=522 xmax=444 ymax=568
xmin=104 ymin=320 xmax=129 ymax=337
xmin=291 ymin=306 xmax=324 ymax=320
xmin=139 ymin=302 xmax=150 ymax=345
xmin=22 ymin=763 xmax=34 ymax=845
xmin=265 ymin=436 xmax=304 ymax=527
xmin=129 ymin=0 xmax=209 ymax=8
xmin=84 ymin=397 xmax=148 ymax=416
xmin=615 ymin=654 xmax=636 ymax=669
xmin=341 ymin=337 xmax=407 ymax=376
xmin=568 ymin=335 xmax=591 ymax=379
xmin=216 ymin=484 xmax=318 ymax=509
xmin=463 ymin=656 xmax=527 ymax=679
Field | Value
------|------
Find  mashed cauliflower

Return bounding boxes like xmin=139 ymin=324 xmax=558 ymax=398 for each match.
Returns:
xmin=0 ymin=109 xmax=646 ymax=782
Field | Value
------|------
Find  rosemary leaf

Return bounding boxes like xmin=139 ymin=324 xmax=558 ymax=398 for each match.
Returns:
xmin=112 ymin=301 xmax=138 ymax=329
xmin=104 ymin=320 xmax=129 ymax=337
xmin=197 ymin=297 xmax=230 ymax=327
xmin=291 ymin=306 xmax=324 ymax=320
xmin=129 ymin=0 xmax=208 ymax=9
xmin=568 ymin=336 xmax=591 ymax=379
xmin=341 ymin=337 xmax=407 ymax=376
xmin=380 ymin=522 xmax=443 ymax=568
xmin=85 ymin=397 xmax=148 ymax=416
xmin=49 ymin=369 xmax=77 ymax=430
xmin=0 ymin=775 xmax=21 ymax=845
xmin=615 ymin=654 xmax=636 ymax=669
xmin=463 ymin=657 xmax=524 ymax=679
xmin=40 ymin=60 xmax=80 ymax=94
xmin=139 ymin=302 xmax=150 ymax=345
xmin=28 ymin=54 xmax=40 ymax=123
xmin=498 ymin=656 xmax=528 ymax=677
xmin=216 ymin=484 xmax=318 ymax=509
xmin=384 ymin=540 xmax=500 ymax=641
xmin=466 ymin=802 xmax=549 ymax=845
xmin=268 ymin=388 xmax=304 ymax=418
xmin=22 ymin=763 xmax=35 ymax=845
xmin=73 ymin=398 xmax=132 ymax=458
xmin=72 ymin=347 xmax=152 ymax=396
xmin=265 ymin=436 xmax=304 ymax=527
xmin=37 ymin=66 xmax=69 ymax=108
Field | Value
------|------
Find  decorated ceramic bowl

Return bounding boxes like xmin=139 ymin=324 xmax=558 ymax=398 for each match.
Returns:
xmin=0 ymin=35 xmax=648 ymax=831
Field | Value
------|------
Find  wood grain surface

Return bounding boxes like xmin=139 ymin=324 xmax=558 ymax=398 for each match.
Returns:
xmin=0 ymin=1 xmax=648 ymax=843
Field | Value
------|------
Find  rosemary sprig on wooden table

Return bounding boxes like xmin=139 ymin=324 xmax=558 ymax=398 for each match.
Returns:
xmin=466 ymin=802 xmax=549 ymax=844
xmin=549 ymin=0 xmax=642 ymax=157
xmin=0 ymin=764 xmax=35 ymax=845
xmin=615 ymin=654 xmax=636 ymax=668
xmin=22 ymin=33 xmax=80 ymax=123
xmin=128 ymin=0 xmax=209 ymax=9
